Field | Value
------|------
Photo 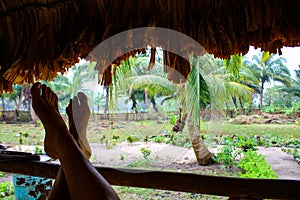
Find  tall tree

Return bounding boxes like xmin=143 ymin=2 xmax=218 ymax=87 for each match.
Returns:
xmin=222 ymin=55 xmax=258 ymax=113
xmin=44 ymin=61 xmax=97 ymax=110
xmin=243 ymin=51 xmax=292 ymax=109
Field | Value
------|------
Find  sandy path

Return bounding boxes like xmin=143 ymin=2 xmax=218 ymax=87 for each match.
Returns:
xmin=91 ymin=142 xmax=300 ymax=180
xmin=257 ymin=147 xmax=300 ymax=180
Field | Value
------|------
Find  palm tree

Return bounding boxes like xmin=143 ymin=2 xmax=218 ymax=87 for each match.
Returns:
xmin=279 ymin=66 xmax=300 ymax=98
xmin=180 ymin=54 xmax=257 ymax=164
xmin=222 ymin=55 xmax=259 ymax=113
xmin=243 ymin=51 xmax=292 ymax=109
xmin=113 ymin=53 xmax=255 ymax=165
xmin=44 ymin=61 xmax=98 ymax=111
xmin=272 ymin=66 xmax=300 ymax=108
xmin=113 ymin=54 xmax=169 ymax=112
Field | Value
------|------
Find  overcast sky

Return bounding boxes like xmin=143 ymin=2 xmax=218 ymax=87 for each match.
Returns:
xmin=246 ymin=46 xmax=300 ymax=78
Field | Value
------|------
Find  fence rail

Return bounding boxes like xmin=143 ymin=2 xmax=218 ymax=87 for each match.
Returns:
xmin=0 ymin=160 xmax=299 ymax=199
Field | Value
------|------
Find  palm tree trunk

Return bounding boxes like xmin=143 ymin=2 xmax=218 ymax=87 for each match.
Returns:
xmin=144 ymin=89 xmax=150 ymax=111
xmin=238 ymin=98 xmax=245 ymax=114
xmin=150 ymin=96 xmax=158 ymax=112
xmin=103 ymin=86 xmax=109 ymax=119
xmin=231 ymin=96 xmax=238 ymax=111
xmin=187 ymin=115 xmax=213 ymax=165
xmin=29 ymin=98 xmax=37 ymax=123
xmin=260 ymin=81 xmax=264 ymax=110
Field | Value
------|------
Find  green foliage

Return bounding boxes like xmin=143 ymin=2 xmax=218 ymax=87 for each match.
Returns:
xmin=140 ymin=147 xmax=151 ymax=160
xmin=168 ymin=113 xmax=177 ymax=125
xmin=0 ymin=182 xmax=14 ymax=197
xmin=112 ymin=134 xmax=120 ymax=141
xmin=238 ymin=150 xmax=278 ymax=179
xmin=126 ymin=135 xmax=138 ymax=144
xmin=234 ymin=134 xmax=259 ymax=151
xmin=166 ymin=132 xmax=191 ymax=148
xmin=282 ymin=148 xmax=300 ymax=160
xmin=151 ymin=135 xmax=165 ymax=143
xmin=35 ymin=146 xmax=44 ymax=155
xmin=262 ymin=105 xmax=282 ymax=113
xmin=213 ymin=136 xmax=241 ymax=168
xmin=120 ymin=154 xmax=125 ymax=161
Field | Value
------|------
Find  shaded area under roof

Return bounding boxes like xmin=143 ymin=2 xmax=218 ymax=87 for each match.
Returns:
xmin=1 ymin=0 xmax=300 ymax=92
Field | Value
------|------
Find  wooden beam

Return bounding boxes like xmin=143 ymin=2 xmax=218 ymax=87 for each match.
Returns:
xmin=0 ymin=160 xmax=300 ymax=199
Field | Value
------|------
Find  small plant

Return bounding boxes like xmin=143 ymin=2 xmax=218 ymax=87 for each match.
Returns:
xmin=112 ymin=134 xmax=120 ymax=141
xmin=213 ymin=136 xmax=242 ymax=168
xmin=238 ymin=150 xmax=278 ymax=179
xmin=34 ymin=146 xmax=44 ymax=155
xmin=120 ymin=154 xmax=125 ymax=161
xmin=127 ymin=135 xmax=138 ymax=144
xmin=0 ymin=182 xmax=14 ymax=197
xmin=151 ymin=135 xmax=165 ymax=143
xmin=143 ymin=136 xmax=149 ymax=143
xmin=168 ymin=113 xmax=177 ymax=125
xmin=140 ymin=147 xmax=151 ymax=160
xmin=213 ymin=144 xmax=240 ymax=169
xmin=100 ymin=135 xmax=107 ymax=145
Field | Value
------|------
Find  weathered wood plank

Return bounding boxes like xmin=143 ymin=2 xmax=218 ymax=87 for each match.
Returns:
xmin=0 ymin=160 xmax=299 ymax=199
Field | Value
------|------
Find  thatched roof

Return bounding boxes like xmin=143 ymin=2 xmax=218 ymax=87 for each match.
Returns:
xmin=1 ymin=0 xmax=300 ymax=92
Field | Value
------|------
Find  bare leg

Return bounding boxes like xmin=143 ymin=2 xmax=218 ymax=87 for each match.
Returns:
xmin=31 ymin=82 xmax=120 ymax=200
xmin=66 ymin=93 xmax=92 ymax=159
xmin=48 ymin=93 xmax=92 ymax=200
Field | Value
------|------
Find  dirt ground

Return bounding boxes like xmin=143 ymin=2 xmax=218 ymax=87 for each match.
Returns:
xmin=90 ymin=142 xmax=300 ymax=180
xmin=1 ymin=142 xmax=299 ymax=185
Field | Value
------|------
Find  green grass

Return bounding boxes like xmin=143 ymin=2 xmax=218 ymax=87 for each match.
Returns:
xmin=0 ymin=123 xmax=45 ymax=146
xmin=204 ymin=123 xmax=300 ymax=138
xmin=1 ymin=119 xmax=299 ymax=147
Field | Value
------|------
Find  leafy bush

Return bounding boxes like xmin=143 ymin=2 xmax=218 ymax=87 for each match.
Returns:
xmin=166 ymin=132 xmax=191 ymax=148
xmin=213 ymin=137 xmax=241 ymax=168
xmin=0 ymin=182 xmax=14 ymax=197
xmin=235 ymin=135 xmax=258 ymax=151
xmin=238 ymin=150 xmax=278 ymax=179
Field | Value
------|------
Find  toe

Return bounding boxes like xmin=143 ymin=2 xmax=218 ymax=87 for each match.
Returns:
xmin=31 ymin=82 xmax=42 ymax=105
xmin=73 ymin=96 xmax=80 ymax=109
xmin=31 ymin=82 xmax=41 ymax=97
xmin=78 ymin=92 xmax=88 ymax=105
xmin=41 ymin=84 xmax=48 ymax=99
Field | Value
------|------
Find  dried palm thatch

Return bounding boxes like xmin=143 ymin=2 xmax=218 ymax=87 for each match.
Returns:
xmin=1 ymin=0 xmax=300 ymax=92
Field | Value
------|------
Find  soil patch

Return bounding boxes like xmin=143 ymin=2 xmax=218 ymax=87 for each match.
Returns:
xmin=90 ymin=142 xmax=300 ymax=180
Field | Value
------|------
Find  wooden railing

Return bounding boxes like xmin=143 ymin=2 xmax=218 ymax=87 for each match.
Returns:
xmin=1 ymin=160 xmax=300 ymax=199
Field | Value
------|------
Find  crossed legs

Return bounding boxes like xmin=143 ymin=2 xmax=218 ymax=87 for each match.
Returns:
xmin=48 ymin=92 xmax=92 ymax=200
xmin=31 ymin=82 xmax=119 ymax=200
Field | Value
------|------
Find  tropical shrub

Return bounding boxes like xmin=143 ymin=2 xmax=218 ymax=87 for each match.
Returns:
xmin=0 ymin=182 xmax=14 ymax=197
xmin=238 ymin=150 xmax=278 ymax=179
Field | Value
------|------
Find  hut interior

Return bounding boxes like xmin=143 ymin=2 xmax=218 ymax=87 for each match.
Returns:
xmin=1 ymin=0 xmax=300 ymax=91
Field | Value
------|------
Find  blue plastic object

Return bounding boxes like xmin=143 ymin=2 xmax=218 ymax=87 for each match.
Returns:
xmin=13 ymin=174 xmax=52 ymax=200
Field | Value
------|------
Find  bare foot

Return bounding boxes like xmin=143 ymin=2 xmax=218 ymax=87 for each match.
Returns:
xmin=66 ymin=92 xmax=91 ymax=159
xmin=31 ymin=82 xmax=71 ymax=159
